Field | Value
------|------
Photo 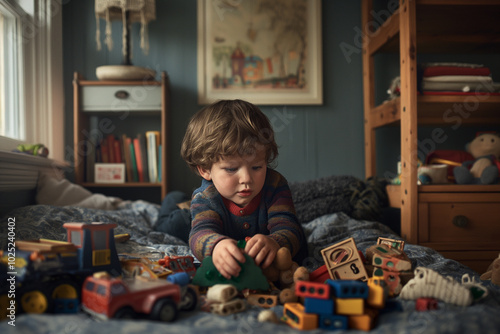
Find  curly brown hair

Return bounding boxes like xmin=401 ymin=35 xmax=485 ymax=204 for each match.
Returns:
xmin=181 ymin=99 xmax=279 ymax=175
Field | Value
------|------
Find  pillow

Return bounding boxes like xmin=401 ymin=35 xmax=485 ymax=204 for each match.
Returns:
xmin=36 ymin=173 xmax=123 ymax=210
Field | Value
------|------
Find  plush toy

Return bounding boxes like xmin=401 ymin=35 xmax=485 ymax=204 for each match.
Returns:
xmin=480 ymin=253 xmax=500 ymax=286
xmin=453 ymin=133 xmax=500 ymax=184
xmin=15 ymin=143 xmax=49 ymax=157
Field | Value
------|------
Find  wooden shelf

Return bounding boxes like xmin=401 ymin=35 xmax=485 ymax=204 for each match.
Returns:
xmin=371 ymin=95 xmax=500 ymax=128
xmin=82 ymin=182 xmax=161 ymax=188
xmin=73 ymin=71 xmax=169 ymax=201
xmin=363 ymin=0 xmax=500 ymax=271
xmin=368 ymin=1 xmax=500 ymax=54
xmin=387 ymin=184 xmax=500 ymax=208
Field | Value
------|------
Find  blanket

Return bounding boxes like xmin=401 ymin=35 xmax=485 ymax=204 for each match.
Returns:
xmin=1 ymin=201 xmax=500 ymax=334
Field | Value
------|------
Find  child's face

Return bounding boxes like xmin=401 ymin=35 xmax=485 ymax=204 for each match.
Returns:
xmin=198 ymin=149 xmax=267 ymax=207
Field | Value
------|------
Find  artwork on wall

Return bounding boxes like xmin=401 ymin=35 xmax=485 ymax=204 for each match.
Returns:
xmin=197 ymin=0 xmax=322 ymax=105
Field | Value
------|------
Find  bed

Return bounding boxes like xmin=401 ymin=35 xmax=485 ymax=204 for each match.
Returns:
xmin=1 ymin=175 xmax=500 ymax=334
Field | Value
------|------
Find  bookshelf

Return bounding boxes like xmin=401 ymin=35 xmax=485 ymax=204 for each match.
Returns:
xmin=361 ymin=1 xmax=500 ymax=273
xmin=73 ymin=71 xmax=169 ymax=202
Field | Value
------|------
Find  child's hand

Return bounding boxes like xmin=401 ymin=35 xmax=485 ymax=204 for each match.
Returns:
xmin=212 ymin=239 xmax=246 ymax=279
xmin=245 ymin=234 xmax=280 ymax=269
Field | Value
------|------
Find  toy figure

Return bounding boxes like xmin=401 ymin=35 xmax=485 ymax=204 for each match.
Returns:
xmin=453 ymin=132 xmax=500 ymax=184
xmin=15 ymin=143 xmax=49 ymax=157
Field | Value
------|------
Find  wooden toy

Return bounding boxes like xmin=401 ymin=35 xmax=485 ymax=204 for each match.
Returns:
xmin=304 ymin=297 xmax=335 ymax=315
xmin=3 ymin=222 xmax=121 ymax=315
xmin=334 ymin=298 xmax=364 ymax=316
xmin=295 ymin=280 xmax=331 ymax=299
xmin=210 ymin=298 xmax=246 ymax=316
xmin=400 ymin=267 xmax=473 ymax=306
xmin=318 ymin=314 xmax=348 ymax=330
xmin=366 ymin=276 xmax=388 ymax=309
xmin=309 ymin=264 xmax=329 ymax=283
xmin=326 ymin=279 xmax=369 ymax=299
xmin=206 ymin=284 xmax=238 ymax=303
xmin=372 ymin=268 xmax=403 ymax=296
xmin=415 ymin=297 xmax=439 ymax=311
xmin=348 ymin=308 xmax=379 ymax=331
xmin=376 ymin=237 xmax=405 ymax=251
xmin=246 ymin=294 xmax=278 ymax=308
xmin=81 ymin=272 xmax=183 ymax=321
xmin=365 ymin=244 xmax=412 ymax=272
xmin=158 ymin=255 xmax=197 ymax=278
xmin=321 ymin=238 xmax=368 ymax=281
xmin=283 ymin=302 xmax=318 ymax=330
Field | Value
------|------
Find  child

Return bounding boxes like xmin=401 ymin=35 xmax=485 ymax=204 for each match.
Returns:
xmin=181 ymin=99 xmax=308 ymax=279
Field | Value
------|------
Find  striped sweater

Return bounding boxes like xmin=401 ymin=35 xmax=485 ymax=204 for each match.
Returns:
xmin=189 ymin=169 xmax=308 ymax=264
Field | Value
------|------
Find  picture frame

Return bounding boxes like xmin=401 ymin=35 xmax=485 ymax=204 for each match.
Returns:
xmin=197 ymin=0 xmax=323 ymax=105
xmin=95 ymin=163 xmax=125 ymax=183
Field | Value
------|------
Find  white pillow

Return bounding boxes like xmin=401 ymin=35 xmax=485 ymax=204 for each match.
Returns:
xmin=36 ymin=173 xmax=122 ymax=210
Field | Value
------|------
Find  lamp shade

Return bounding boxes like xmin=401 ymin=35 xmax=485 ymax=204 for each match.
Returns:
xmin=95 ymin=0 xmax=156 ymax=57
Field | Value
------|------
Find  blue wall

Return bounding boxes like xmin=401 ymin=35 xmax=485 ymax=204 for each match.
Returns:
xmin=62 ymin=0 xmax=366 ymax=195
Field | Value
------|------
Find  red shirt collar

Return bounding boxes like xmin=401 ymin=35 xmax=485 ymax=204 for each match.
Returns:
xmin=222 ymin=191 xmax=262 ymax=216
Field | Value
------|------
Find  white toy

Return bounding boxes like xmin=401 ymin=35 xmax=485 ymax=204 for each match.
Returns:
xmin=400 ymin=267 xmax=473 ymax=306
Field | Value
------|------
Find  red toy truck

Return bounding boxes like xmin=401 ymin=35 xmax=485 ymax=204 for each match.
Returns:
xmin=82 ymin=272 xmax=196 ymax=322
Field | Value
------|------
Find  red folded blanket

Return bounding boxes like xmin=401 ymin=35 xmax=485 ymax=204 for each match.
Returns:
xmin=423 ymin=66 xmax=491 ymax=77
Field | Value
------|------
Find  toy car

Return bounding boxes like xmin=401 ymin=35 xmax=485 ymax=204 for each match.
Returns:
xmin=82 ymin=272 xmax=197 ymax=322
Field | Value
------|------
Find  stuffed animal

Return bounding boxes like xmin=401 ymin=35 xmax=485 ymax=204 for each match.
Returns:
xmin=480 ymin=253 xmax=500 ymax=286
xmin=15 ymin=143 xmax=49 ymax=157
xmin=453 ymin=133 xmax=500 ymax=184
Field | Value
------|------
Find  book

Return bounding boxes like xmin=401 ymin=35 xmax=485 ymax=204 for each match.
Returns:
xmin=85 ymin=139 xmax=96 ymax=183
xmin=158 ymin=144 xmax=162 ymax=182
xmin=129 ymin=142 xmax=139 ymax=182
xmin=100 ymin=137 xmax=110 ymax=163
xmin=122 ymin=134 xmax=133 ymax=182
xmin=133 ymin=138 xmax=145 ymax=182
xmin=113 ymin=137 xmax=123 ymax=163
xmin=146 ymin=131 xmax=160 ymax=183
xmin=137 ymin=133 xmax=149 ymax=183
xmin=106 ymin=134 xmax=116 ymax=163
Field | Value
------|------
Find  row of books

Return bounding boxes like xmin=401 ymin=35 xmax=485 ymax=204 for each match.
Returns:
xmin=85 ymin=131 xmax=162 ymax=183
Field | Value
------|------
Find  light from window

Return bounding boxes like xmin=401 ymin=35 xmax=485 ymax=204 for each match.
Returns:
xmin=0 ymin=1 xmax=25 ymax=141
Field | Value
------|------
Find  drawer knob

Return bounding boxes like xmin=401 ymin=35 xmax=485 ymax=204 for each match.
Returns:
xmin=452 ymin=215 xmax=468 ymax=228
xmin=115 ymin=90 xmax=129 ymax=99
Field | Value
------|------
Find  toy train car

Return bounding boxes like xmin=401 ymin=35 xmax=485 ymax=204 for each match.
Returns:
xmin=0 ymin=222 xmax=121 ymax=318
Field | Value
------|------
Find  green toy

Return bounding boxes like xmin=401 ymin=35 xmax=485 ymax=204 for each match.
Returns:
xmin=16 ymin=143 xmax=49 ymax=157
xmin=192 ymin=241 xmax=270 ymax=291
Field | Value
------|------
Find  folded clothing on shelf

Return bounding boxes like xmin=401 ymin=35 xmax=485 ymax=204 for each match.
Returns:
xmin=420 ymin=62 xmax=499 ymax=94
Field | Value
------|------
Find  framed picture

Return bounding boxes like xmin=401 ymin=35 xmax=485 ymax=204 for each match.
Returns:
xmin=95 ymin=163 xmax=125 ymax=183
xmin=197 ymin=0 xmax=322 ymax=105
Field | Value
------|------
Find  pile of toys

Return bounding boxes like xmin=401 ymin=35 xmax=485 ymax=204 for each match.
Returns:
xmin=3 ymin=224 xmax=492 ymax=330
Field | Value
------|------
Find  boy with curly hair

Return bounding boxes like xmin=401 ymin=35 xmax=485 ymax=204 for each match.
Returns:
xmin=181 ymin=99 xmax=307 ymax=279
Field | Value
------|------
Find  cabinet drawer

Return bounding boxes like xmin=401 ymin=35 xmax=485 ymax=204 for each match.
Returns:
xmin=82 ymin=85 xmax=161 ymax=111
xmin=420 ymin=201 xmax=500 ymax=244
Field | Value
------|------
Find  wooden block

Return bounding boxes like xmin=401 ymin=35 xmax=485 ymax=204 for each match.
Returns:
xmin=377 ymin=237 xmax=405 ymax=251
xmin=246 ymin=294 xmax=278 ymax=308
xmin=321 ymin=238 xmax=368 ymax=281
xmin=283 ymin=303 xmax=318 ymax=330
xmin=366 ymin=244 xmax=412 ymax=272
xmin=335 ymin=298 xmax=364 ymax=316
xmin=348 ymin=308 xmax=378 ymax=331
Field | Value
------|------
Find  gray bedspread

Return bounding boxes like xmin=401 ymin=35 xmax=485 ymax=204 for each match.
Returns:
xmin=1 ymin=201 xmax=500 ymax=334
